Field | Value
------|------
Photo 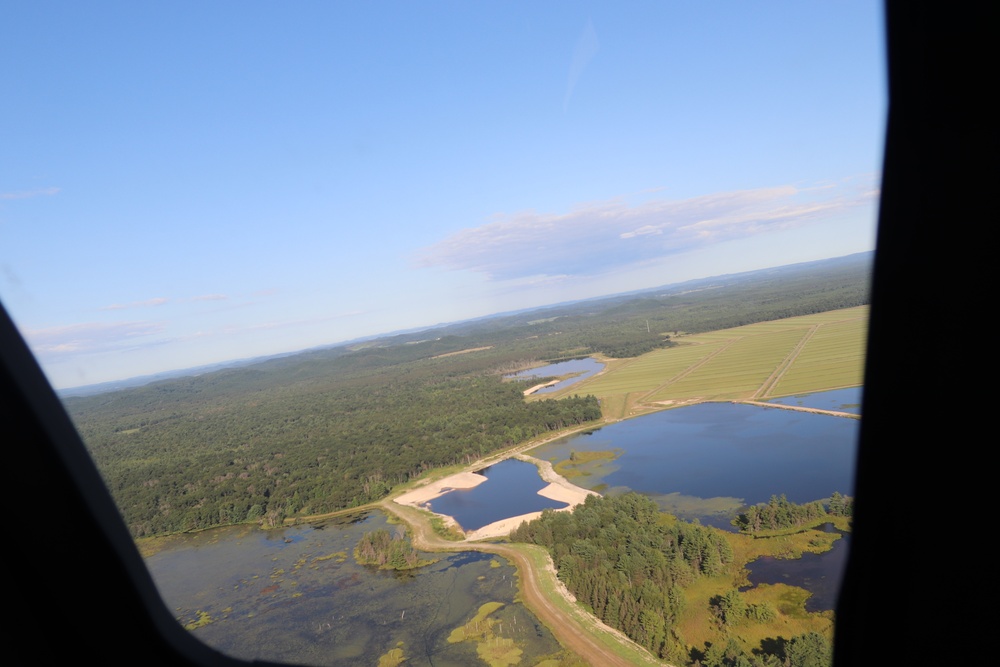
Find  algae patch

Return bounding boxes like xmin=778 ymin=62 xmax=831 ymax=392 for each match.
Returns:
xmin=377 ymin=643 xmax=406 ymax=667
xmin=553 ymin=449 xmax=622 ymax=481
xmin=446 ymin=601 xmax=526 ymax=666
xmin=182 ymin=610 xmax=213 ymax=630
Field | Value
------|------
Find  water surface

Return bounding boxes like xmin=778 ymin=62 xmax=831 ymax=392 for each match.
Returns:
xmin=744 ymin=526 xmax=851 ymax=612
xmin=429 ymin=459 xmax=567 ymax=531
xmin=530 ymin=398 xmax=857 ymax=527
xmin=768 ymin=386 xmax=862 ymax=414
xmin=506 ymin=358 xmax=604 ymax=394
xmin=145 ymin=510 xmax=561 ymax=666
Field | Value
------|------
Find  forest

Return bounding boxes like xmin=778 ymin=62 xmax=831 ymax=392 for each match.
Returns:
xmin=510 ymin=493 xmax=836 ymax=667
xmin=64 ymin=253 xmax=870 ymax=538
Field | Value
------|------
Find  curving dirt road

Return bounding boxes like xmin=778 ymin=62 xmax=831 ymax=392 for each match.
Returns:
xmin=380 ymin=498 xmax=663 ymax=667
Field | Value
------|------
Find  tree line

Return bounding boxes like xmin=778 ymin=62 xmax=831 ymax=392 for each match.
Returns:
xmin=734 ymin=493 xmax=853 ymax=535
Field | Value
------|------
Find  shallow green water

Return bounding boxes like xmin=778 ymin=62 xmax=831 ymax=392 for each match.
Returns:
xmin=145 ymin=510 xmax=562 ymax=666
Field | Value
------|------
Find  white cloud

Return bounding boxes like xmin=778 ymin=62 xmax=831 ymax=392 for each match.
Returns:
xmin=416 ymin=181 xmax=876 ymax=281
xmin=191 ymin=293 xmax=228 ymax=302
xmin=25 ymin=321 xmax=166 ymax=358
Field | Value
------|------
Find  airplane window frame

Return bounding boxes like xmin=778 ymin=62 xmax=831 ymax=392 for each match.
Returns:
xmin=4 ymin=2 xmax=982 ymax=665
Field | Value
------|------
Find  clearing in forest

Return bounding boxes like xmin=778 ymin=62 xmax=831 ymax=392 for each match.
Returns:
xmin=542 ymin=306 xmax=868 ymax=417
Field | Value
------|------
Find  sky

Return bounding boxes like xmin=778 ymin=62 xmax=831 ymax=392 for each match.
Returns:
xmin=1 ymin=2 xmax=885 ymax=390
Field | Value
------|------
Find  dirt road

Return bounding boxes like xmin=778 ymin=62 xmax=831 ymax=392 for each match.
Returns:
xmin=380 ymin=499 xmax=661 ymax=667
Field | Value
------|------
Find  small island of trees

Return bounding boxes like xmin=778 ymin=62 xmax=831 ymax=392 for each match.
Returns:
xmin=354 ymin=529 xmax=435 ymax=570
xmin=734 ymin=493 xmax=853 ymax=535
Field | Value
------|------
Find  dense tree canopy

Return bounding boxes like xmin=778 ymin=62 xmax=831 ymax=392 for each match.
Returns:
xmin=511 ymin=493 xmax=734 ymax=661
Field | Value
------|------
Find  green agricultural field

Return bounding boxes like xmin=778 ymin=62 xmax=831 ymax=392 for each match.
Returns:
xmin=555 ymin=306 xmax=867 ymax=417
xmin=649 ymin=328 xmax=809 ymax=401
xmin=767 ymin=311 xmax=868 ymax=397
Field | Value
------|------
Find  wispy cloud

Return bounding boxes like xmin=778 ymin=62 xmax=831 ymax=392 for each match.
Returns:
xmin=416 ymin=181 xmax=876 ymax=281
xmin=0 ymin=187 xmax=60 ymax=200
xmin=191 ymin=294 xmax=229 ymax=302
xmin=25 ymin=321 xmax=166 ymax=358
xmin=564 ymin=19 xmax=599 ymax=114
xmin=100 ymin=297 xmax=169 ymax=311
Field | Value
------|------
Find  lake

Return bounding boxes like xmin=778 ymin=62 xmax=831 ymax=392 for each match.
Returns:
xmin=144 ymin=510 xmax=562 ymax=666
xmin=528 ymin=399 xmax=857 ymax=528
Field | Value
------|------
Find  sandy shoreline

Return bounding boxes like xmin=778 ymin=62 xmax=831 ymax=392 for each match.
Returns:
xmin=392 ymin=455 xmax=597 ymax=541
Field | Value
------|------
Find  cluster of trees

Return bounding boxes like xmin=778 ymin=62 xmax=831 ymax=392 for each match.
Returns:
xmin=353 ymin=529 xmax=430 ymax=570
xmin=734 ymin=493 xmax=853 ymax=534
xmin=693 ymin=632 xmax=832 ymax=667
xmin=827 ymin=491 xmax=853 ymax=517
xmin=709 ymin=589 xmax=776 ymax=628
xmin=510 ymin=493 xmax=734 ymax=661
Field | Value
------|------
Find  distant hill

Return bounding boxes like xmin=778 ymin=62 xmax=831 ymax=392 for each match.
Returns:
xmin=59 ymin=251 xmax=872 ymax=398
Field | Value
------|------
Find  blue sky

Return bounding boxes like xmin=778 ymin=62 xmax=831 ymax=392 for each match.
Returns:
xmin=1 ymin=3 xmax=885 ymax=389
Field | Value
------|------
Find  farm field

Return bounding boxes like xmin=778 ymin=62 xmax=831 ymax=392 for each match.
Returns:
xmin=544 ymin=306 xmax=868 ymax=418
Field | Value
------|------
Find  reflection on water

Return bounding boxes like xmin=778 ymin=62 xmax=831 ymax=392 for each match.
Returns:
xmin=144 ymin=510 xmax=561 ymax=666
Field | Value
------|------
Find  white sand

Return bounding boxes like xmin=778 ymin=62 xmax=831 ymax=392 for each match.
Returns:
xmin=393 ymin=471 xmax=487 ymax=507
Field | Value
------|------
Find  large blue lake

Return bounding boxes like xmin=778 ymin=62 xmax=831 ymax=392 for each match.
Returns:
xmin=529 ymin=399 xmax=858 ymax=528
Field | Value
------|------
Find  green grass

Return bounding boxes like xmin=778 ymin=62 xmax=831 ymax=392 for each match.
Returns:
xmin=567 ymin=306 xmax=867 ymax=410
xmin=429 ymin=514 xmax=465 ymax=541
xmin=770 ymin=313 xmax=867 ymax=396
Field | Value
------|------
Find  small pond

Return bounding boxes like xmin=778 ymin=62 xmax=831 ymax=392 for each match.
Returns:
xmin=506 ymin=358 xmax=604 ymax=394
xmin=744 ymin=525 xmax=852 ymax=612
xmin=428 ymin=458 xmax=568 ymax=531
